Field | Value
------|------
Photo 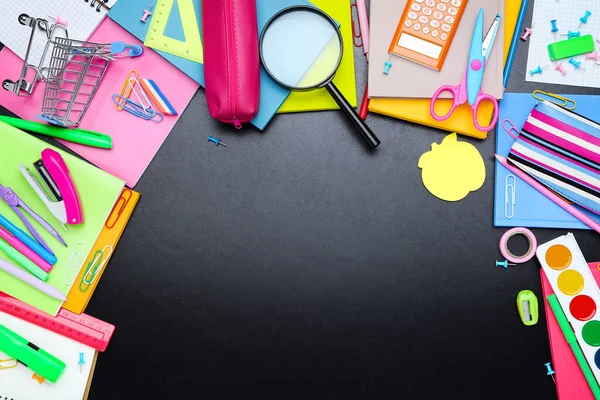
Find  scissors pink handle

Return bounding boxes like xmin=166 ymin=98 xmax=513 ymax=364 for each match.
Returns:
xmin=472 ymin=92 xmax=499 ymax=132
xmin=430 ymin=84 xmax=463 ymax=122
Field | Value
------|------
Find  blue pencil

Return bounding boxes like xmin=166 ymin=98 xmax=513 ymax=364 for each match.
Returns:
xmin=0 ymin=213 xmax=57 ymax=266
xmin=503 ymin=0 xmax=529 ymax=88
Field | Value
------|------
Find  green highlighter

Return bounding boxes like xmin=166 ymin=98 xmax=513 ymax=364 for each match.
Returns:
xmin=548 ymin=35 xmax=595 ymax=61
xmin=0 ymin=324 xmax=66 ymax=383
xmin=0 ymin=115 xmax=112 ymax=149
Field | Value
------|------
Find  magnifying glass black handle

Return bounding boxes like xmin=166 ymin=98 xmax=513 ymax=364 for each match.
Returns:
xmin=325 ymin=82 xmax=380 ymax=149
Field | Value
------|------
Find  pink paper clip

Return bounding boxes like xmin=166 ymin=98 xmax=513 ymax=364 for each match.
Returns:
xmin=586 ymin=52 xmax=599 ymax=61
xmin=555 ymin=63 xmax=567 ymax=76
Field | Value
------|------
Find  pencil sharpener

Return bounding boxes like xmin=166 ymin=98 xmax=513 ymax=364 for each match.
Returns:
xmin=517 ymin=290 xmax=539 ymax=326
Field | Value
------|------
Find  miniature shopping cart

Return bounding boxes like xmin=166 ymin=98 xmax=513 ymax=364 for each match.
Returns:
xmin=2 ymin=14 xmax=142 ymax=127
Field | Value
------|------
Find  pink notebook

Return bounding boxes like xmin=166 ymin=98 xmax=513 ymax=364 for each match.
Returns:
xmin=0 ymin=18 xmax=199 ymax=187
xmin=541 ymin=262 xmax=600 ymax=400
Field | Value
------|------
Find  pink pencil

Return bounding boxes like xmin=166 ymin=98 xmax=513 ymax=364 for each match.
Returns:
xmin=495 ymin=154 xmax=600 ymax=235
xmin=0 ymin=225 xmax=53 ymax=273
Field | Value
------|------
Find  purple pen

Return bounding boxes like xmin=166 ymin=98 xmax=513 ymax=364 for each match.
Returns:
xmin=0 ymin=258 xmax=66 ymax=301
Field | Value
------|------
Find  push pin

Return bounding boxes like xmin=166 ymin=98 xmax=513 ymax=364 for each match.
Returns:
xmin=555 ymin=63 xmax=567 ymax=76
xmin=384 ymin=61 xmax=392 ymax=74
xmin=561 ymin=30 xmax=580 ymax=39
xmin=496 ymin=260 xmax=516 ymax=269
xmin=78 ymin=352 xmax=86 ymax=373
xmin=586 ymin=52 xmax=599 ymax=61
xmin=208 ymin=136 xmax=227 ymax=147
xmin=141 ymin=4 xmax=154 ymax=23
xmin=569 ymin=58 xmax=586 ymax=71
xmin=544 ymin=362 xmax=555 ymax=383
xmin=579 ymin=10 xmax=592 ymax=28
xmin=521 ymin=26 xmax=533 ymax=41
xmin=550 ymin=19 xmax=558 ymax=33
xmin=47 ymin=15 xmax=68 ymax=27
xmin=32 ymin=373 xmax=45 ymax=384
xmin=530 ymin=65 xmax=544 ymax=75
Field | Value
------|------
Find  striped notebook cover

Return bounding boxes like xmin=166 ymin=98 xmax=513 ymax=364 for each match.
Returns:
xmin=507 ymin=100 xmax=600 ymax=215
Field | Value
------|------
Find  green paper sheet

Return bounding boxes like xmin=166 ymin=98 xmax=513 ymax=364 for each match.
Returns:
xmin=0 ymin=122 xmax=125 ymax=315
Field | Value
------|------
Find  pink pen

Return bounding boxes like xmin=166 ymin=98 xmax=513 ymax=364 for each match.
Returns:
xmin=495 ymin=154 xmax=600 ymax=235
xmin=0 ymin=226 xmax=53 ymax=273
xmin=356 ymin=0 xmax=369 ymax=59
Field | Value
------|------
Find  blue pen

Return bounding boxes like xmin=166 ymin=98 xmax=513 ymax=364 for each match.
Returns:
xmin=0 ymin=213 xmax=57 ymax=265
xmin=503 ymin=0 xmax=529 ymax=88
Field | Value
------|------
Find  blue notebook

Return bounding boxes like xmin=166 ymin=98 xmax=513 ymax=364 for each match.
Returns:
xmin=494 ymin=93 xmax=600 ymax=229
xmin=109 ymin=0 xmax=310 ymax=130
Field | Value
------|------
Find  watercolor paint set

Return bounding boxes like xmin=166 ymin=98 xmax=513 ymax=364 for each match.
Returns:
xmin=537 ymin=233 xmax=600 ymax=385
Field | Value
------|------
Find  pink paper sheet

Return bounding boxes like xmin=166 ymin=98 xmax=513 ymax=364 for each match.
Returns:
xmin=0 ymin=18 xmax=199 ymax=187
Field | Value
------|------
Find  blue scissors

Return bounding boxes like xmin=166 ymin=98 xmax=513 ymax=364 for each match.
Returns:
xmin=430 ymin=9 xmax=501 ymax=132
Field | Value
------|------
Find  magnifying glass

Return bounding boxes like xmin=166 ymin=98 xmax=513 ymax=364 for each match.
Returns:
xmin=260 ymin=6 xmax=380 ymax=150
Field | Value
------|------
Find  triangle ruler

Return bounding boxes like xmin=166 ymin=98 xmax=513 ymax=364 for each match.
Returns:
xmin=144 ymin=0 xmax=204 ymax=63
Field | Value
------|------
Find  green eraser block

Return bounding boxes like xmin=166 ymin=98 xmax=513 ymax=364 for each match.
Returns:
xmin=548 ymin=35 xmax=595 ymax=61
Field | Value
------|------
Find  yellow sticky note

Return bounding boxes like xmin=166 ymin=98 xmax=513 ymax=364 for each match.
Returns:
xmin=418 ymin=133 xmax=485 ymax=201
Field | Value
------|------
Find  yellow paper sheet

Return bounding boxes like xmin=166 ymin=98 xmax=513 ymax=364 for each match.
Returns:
xmin=368 ymin=0 xmax=522 ymax=140
xmin=278 ymin=0 xmax=357 ymax=112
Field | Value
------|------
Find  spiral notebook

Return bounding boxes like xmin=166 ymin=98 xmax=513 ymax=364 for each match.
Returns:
xmin=0 ymin=0 xmax=116 ymax=67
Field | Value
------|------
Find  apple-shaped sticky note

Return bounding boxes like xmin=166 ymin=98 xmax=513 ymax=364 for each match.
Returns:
xmin=418 ymin=133 xmax=485 ymax=201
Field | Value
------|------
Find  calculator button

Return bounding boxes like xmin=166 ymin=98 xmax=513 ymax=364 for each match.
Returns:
xmin=441 ymin=0 xmax=450 ymax=2
xmin=426 ymin=0 xmax=435 ymax=6
xmin=413 ymin=23 xmax=421 ymax=31
xmin=411 ymin=3 xmax=421 ymax=11
xmin=441 ymin=24 xmax=451 ymax=32
xmin=451 ymin=0 xmax=461 ymax=6
xmin=440 ymin=33 xmax=448 ymax=41
xmin=434 ymin=11 xmax=443 ymax=20
xmin=422 ymin=7 xmax=432 ymax=16
xmin=444 ymin=15 xmax=455 ymax=24
xmin=404 ymin=20 xmax=413 ymax=28
xmin=430 ymin=20 xmax=440 ymax=28
xmin=408 ymin=11 xmax=418 ymax=19
xmin=448 ymin=7 xmax=458 ymax=15
xmin=431 ymin=30 xmax=439 ymax=37
xmin=422 ymin=26 xmax=431 ymax=34
xmin=415 ymin=0 xmax=424 ymax=2
xmin=436 ymin=3 xmax=447 ymax=11
xmin=419 ymin=16 xmax=429 ymax=24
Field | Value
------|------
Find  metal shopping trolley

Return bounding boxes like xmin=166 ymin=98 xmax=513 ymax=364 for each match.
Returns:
xmin=2 ymin=14 xmax=142 ymax=127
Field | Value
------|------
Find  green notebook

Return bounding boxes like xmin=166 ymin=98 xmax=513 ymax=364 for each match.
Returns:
xmin=0 ymin=122 xmax=125 ymax=315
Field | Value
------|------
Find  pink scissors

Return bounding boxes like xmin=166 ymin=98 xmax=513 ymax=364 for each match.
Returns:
xmin=430 ymin=10 xmax=500 ymax=133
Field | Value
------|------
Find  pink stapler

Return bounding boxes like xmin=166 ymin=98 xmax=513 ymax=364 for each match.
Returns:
xmin=20 ymin=148 xmax=83 ymax=228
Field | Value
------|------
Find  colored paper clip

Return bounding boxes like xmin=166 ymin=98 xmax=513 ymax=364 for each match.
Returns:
xmin=0 ymin=358 xmax=17 ymax=369
xmin=65 ymin=241 xmax=85 ymax=285
xmin=532 ymin=90 xmax=576 ymax=110
xmin=80 ymin=245 xmax=113 ymax=292
xmin=128 ymin=77 xmax=155 ymax=115
xmin=111 ymin=94 xmax=163 ymax=122
xmin=505 ymin=175 xmax=516 ymax=219
xmin=116 ymin=70 xmax=138 ymax=111
xmin=502 ymin=119 xmax=519 ymax=140
xmin=106 ymin=189 xmax=133 ymax=229
xmin=350 ymin=0 xmax=363 ymax=48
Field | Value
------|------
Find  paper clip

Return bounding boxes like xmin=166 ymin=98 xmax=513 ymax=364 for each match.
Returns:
xmin=505 ymin=175 xmax=516 ymax=219
xmin=532 ymin=90 xmax=576 ymax=110
xmin=111 ymin=94 xmax=164 ymax=122
xmin=0 ymin=358 xmax=17 ymax=370
xmin=116 ymin=70 xmax=138 ymax=111
xmin=350 ymin=0 xmax=363 ymax=48
xmin=502 ymin=119 xmax=519 ymax=140
xmin=80 ymin=245 xmax=113 ymax=292
xmin=64 ymin=241 xmax=85 ymax=285
xmin=128 ymin=77 xmax=154 ymax=114
xmin=106 ymin=188 xmax=133 ymax=229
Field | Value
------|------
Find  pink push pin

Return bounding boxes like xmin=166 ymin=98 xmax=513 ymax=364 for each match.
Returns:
xmin=586 ymin=52 xmax=599 ymax=61
xmin=521 ymin=26 xmax=533 ymax=41
xmin=47 ymin=15 xmax=68 ymax=27
xmin=555 ymin=63 xmax=567 ymax=76
xmin=141 ymin=4 xmax=154 ymax=23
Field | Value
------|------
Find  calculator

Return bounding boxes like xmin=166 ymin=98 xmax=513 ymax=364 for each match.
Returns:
xmin=388 ymin=0 xmax=468 ymax=71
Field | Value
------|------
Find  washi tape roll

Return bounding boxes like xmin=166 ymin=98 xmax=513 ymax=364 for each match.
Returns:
xmin=500 ymin=227 xmax=537 ymax=263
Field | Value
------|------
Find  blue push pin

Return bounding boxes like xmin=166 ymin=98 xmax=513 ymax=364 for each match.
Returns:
xmin=78 ymin=353 xmax=86 ymax=373
xmin=544 ymin=362 xmax=555 ymax=383
xmin=580 ymin=10 xmax=592 ymax=28
xmin=495 ymin=260 xmax=516 ymax=269
xmin=561 ymin=30 xmax=580 ymax=39
xmin=530 ymin=66 xmax=543 ymax=75
xmin=208 ymin=136 xmax=227 ymax=147
xmin=569 ymin=58 xmax=586 ymax=71
xmin=384 ymin=61 xmax=392 ymax=74
xmin=550 ymin=19 xmax=558 ymax=33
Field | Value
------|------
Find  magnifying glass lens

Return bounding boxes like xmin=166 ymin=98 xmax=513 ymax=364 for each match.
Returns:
xmin=261 ymin=10 xmax=341 ymax=89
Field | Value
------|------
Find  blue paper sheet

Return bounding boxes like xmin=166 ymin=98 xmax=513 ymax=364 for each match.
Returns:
xmin=494 ymin=93 xmax=600 ymax=229
xmin=109 ymin=0 xmax=311 ymax=130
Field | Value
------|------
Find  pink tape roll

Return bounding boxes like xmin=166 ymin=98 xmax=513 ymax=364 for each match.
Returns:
xmin=499 ymin=227 xmax=537 ymax=264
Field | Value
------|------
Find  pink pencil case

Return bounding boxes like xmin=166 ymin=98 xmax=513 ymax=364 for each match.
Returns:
xmin=202 ymin=0 xmax=260 ymax=129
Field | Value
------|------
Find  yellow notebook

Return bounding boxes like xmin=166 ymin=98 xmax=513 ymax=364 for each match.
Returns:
xmin=63 ymin=188 xmax=140 ymax=314
xmin=278 ymin=0 xmax=357 ymax=113
xmin=368 ymin=0 xmax=522 ymax=140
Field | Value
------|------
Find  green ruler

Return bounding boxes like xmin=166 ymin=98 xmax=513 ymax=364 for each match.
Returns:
xmin=144 ymin=0 xmax=204 ymax=63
